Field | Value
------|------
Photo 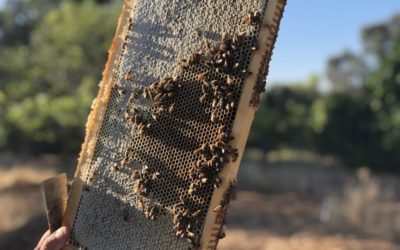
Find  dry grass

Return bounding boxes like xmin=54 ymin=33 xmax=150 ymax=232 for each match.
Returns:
xmin=323 ymin=168 xmax=400 ymax=240
xmin=0 ymin=154 xmax=58 ymax=234
xmin=1 ymin=155 xmax=400 ymax=250
xmin=219 ymin=230 xmax=400 ymax=250
xmin=218 ymin=191 xmax=400 ymax=250
xmin=0 ymin=167 xmax=57 ymax=190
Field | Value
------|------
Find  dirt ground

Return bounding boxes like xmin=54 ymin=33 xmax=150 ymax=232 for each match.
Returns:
xmin=0 ymin=165 xmax=399 ymax=249
xmin=219 ymin=191 xmax=400 ymax=250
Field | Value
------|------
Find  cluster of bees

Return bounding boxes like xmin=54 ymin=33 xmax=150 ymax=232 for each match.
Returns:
xmin=168 ymin=11 xmax=260 ymax=246
xmin=178 ymin=17 xmax=259 ymax=123
xmin=122 ymin=75 xmax=181 ymax=134
xmin=131 ymin=164 xmax=160 ymax=196
xmin=198 ymin=73 xmax=236 ymax=122
xmin=111 ymin=146 xmax=163 ymax=221
xmin=214 ymin=180 xmax=237 ymax=239
xmin=144 ymin=204 xmax=162 ymax=221
xmin=136 ymin=196 xmax=163 ymax=221
xmin=171 ymin=125 xmax=238 ymax=245
xmin=243 ymin=10 xmax=261 ymax=26
xmin=147 ymin=76 xmax=181 ymax=114
xmin=124 ymin=103 xmax=151 ymax=135
xmin=172 ymin=195 xmax=202 ymax=247
xmin=109 ymin=10 xmax=261 ymax=247
xmin=189 ymin=125 xmax=238 ymax=192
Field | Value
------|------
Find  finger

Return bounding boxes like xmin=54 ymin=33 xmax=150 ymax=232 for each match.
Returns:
xmin=40 ymin=226 xmax=70 ymax=250
xmin=35 ymin=230 xmax=51 ymax=250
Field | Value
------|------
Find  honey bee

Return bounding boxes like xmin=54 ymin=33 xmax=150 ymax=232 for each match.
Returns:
xmin=243 ymin=11 xmax=253 ymax=25
xmin=199 ymin=93 xmax=208 ymax=103
xmin=153 ymin=93 xmax=162 ymax=102
xmin=118 ymin=88 xmax=126 ymax=96
xmin=188 ymin=186 xmax=195 ymax=195
xmin=218 ymin=125 xmax=227 ymax=133
xmin=201 ymin=84 xmax=208 ymax=94
xmin=137 ymin=197 xmax=145 ymax=210
xmin=182 ymin=209 xmax=190 ymax=218
xmin=88 ymin=172 xmax=96 ymax=182
xmin=213 ymin=205 xmax=222 ymax=213
xmin=111 ymin=163 xmax=119 ymax=171
xmin=125 ymin=70 xmax=132 ymax=81
xmin=178 ymin=62 xmax=188 ymax=70
xmin=195 ymin=159 xmax=203 ymax=167
xmin=243 ymin=11 xmax=260 ymax=26
xmin=226 ymin=75 xmax=234 ymax=85
xmin=219 ymin=42 xmax=228 ymax=52
xmin=221 ymin=32 xmax=229 ymax=42
xmin=152 ymin=171 xmax=160 ymax=180
xmin=197 ymin=72 xmax=207 ymax=81
xmin=179 ymin=195 xmax=187 ymax=205
xmin=213 ymin=177 xmax=222 ymax=189
xmin=189 ymin=165 xmax=197 ymax=178
xmin=142 ymin=88 xmax=151 ymax=99
xmin=131 ymin=170 xmax=140 ymax=180
xmin=215 ymin=58 xmax=223 ymax=65
xmin=212 ymin=98 xmax=218 ymax=108
xmin=232 ymin=150 xmax=239 ymax=162
xmin=168 ymin=103 xmax=175 ymax=113
xmin=218 ymin=98 xmax=225 ymax=108
xmin=217 ymin=230 xmax=226 ymax=239
xmin=241 ymin=69 xmax=252 ymax=76
xmin=232 ymin=32 xmax=244 ymax=44
xmin=127 ymin=17 xmax=134 ymax=30
xmin=211 ymin=112 xmax=217 ymax=122
xmin=188 ymin=52 xmax=202 ymax=65
xmin=134 ymin=185 xmax=142 ymax=195
xmin=192 ymin=209 xmax=201 ymax=217
xmin=198 ymin=172 xmax=207 ymax=180
xmin=194 ymin=147 xmax=203 ymax=155
xmin=145 ymin=205 xmax=160 ymax=220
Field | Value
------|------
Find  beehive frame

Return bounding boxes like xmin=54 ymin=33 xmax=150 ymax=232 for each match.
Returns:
xmin=63 ymin=0 xmax=286 ymax=249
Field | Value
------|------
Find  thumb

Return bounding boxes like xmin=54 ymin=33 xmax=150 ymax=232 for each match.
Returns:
xmin=40 ymin=226 xmax=70 ymax=250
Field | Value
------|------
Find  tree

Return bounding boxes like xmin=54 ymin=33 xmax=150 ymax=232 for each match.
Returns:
xmin=248 ymin=76 xmax=320 ymax=152
xmin=327 ymin=51 xmax=367 ymax=93
xmin=362 ymin=36 xmax=400 ymax=172
xmin=0 ymin=0 xmax=120 ymax=153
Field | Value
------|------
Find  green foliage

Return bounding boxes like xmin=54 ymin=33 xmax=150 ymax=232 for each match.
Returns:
xmin=0 ymin=0 xmax=399 ymax=174
xmin=0 ymin=0 xmax=119 ymax=153
xmin=249 ymin=14 xmax=400 ymax=173
xmin=363 ymin=39 xmax=400 ymax=171
xmin=249 ymin=77 xmax=320 ymax=151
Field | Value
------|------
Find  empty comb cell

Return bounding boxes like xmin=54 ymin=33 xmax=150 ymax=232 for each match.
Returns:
xmin=63 ymin=0 xmax=286 ymax=249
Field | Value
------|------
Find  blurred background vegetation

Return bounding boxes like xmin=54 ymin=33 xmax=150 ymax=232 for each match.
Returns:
xmin=0 ymin=0 xmax=399 ymax=173
xmin=1 ymin=1 xmax=400 ymax=249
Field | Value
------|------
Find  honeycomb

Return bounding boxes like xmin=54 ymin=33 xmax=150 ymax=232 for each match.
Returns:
xmin=64 ymin=0 xmax=286 ymax=249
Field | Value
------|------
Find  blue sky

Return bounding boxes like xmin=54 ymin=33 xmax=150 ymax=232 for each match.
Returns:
xmin=268 ymin=1 xmax=400 ymax=86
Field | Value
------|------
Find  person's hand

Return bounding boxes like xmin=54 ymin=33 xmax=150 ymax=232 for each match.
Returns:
xmin=34 ymin=226 xmax=69 ymax=250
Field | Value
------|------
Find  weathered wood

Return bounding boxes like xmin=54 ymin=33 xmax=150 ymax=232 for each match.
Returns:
xmin=42 ymin=173 xmax=68 ymax=233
